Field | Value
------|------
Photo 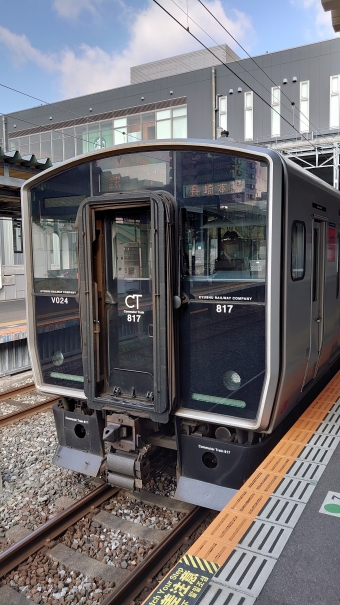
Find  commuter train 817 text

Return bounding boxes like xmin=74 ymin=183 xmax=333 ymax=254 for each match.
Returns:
xmin=22 ymin=138 xmax=340 ymax=509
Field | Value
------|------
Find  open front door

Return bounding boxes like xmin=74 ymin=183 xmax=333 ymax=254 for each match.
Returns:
xmin=77 ymin=192 xmax=177 ymax=421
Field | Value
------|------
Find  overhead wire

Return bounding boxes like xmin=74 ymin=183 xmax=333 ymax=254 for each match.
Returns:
xmin=0 ymin=109 xmax=102 ymax=152
xmin=0 ymin=6 xmax=314 ymax=154
xmin=196 ymin=0 xmax=338 ymax=149
xmin=0 ymin=1 xmax=336 ymax=167
xmin=0 ymin=82 xmax=97 ymax=122
xmin=0 ymin=82 xmax=144 ymax=151
xmin=168 ymin=0 xmax=336 ymax=152
xmin=158 ymin=0 xmax=319 ymax=153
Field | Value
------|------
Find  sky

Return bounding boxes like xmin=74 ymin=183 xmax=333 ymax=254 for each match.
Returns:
xmin=0 ymin=0 xmax=338 ymax=115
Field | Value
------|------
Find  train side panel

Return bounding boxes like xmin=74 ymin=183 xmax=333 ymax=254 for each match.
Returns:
xmin=268 ymin=159 xmax=340 ymax=431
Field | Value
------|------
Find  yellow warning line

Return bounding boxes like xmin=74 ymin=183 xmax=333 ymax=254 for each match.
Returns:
xmin=0 ymin=319 xmax=26 ymax=328
xmin=142 ymin=370 xmax=340 ymax=602
xmin=0 ymin=325 xmax=27 ymax=336
xmin=185 ymin=370 xmax=340 ymax=564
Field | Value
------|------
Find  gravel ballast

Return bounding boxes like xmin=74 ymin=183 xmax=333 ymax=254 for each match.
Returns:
xmin=0 ymin=392 xmax=212 ymax=604
xmin=0 ymin=410 xmax=95 ymax=549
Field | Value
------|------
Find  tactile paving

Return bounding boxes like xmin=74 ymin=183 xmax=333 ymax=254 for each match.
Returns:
xmin=314 ymin=422 xmax=340 ymax=436
xmin=299 ymin=408 xmax=328 ymax=421
xmin=273 ymin=476 xmax=316 ymax=503
xmin=198 ymin=583 xmax=256 ymax=605
xmin=186 ymin=536 xmax=235 ymax=565
xmin=289 ymin=418 xmax=322 ymax=433
xmin=306 ymin=433 xmax=339 ymax=449
xmin=270 ymin=440 xmax=305 ymax=458
xmin=282 ymin=426 xmax=319 ymax=445
xmin=256 ymin=496 xmax=305 ymax=528
xmin=241 ymin=470 xmax=282 ymax=495
xmin=142 ymin=371 xmax=340 ymax=605
xmin=309 ymin=393 xmax=340 ymax=411
xmin=258 ymin=454 xmax=295 ymax=476
xmin=203 ymin=511 xmax=254 ymax=545
xmin=238 ymin=519 xmax=292 ymax=558
xmin=214 ymin=548 xmax=277 ymax=596
xmin=297 ymin=444 xmax=335 ymax=464
xmin=329 ymin=400 xmax=340 ymax=413
xmin=324 ymin=411 xmax=340 ymax=423
xmin=285 ymin=458 xmax=326 ymax=481
xmin=228 ymin=490 xmax=268 ymax=518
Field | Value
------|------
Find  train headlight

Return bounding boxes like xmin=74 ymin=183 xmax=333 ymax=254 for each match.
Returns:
xmin=52 ymin=350 xmax=64 ymax=366
xmin=223 ymin=370 xmax=241 ymax=391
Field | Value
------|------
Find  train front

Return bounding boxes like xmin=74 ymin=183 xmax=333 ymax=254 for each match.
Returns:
xmin=22 ymin=141 xmax=282 ymax=508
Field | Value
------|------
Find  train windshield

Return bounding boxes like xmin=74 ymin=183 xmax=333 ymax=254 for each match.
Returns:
xmin=176 ymin=151 xmax=267 ymax=420
xmin=29 ymin=146 xmax=268 ymax=421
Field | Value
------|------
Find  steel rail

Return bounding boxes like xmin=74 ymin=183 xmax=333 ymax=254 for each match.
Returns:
xmin=0 ymin=384 xmax=35 ymax=402
xmin=0 ymin=484 xmax=119 ymax=577
xmin=101 ymin=505 xmax=210 ymax=605
xmin=0 ymin=396 xmax=58 ymax=427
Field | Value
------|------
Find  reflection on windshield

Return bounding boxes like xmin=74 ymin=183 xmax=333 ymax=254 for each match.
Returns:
xmin=184 ymin=204 xmax=266 ymax=281
xmin=32 ymin=219 xmax=78 ymax=294
xmin=179 ymin=153 xmax=267 ymax=272
xmin=179 ymin=153 xmax=267 ymax=305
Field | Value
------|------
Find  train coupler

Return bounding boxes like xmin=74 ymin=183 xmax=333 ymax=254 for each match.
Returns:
xmin=106 ymin=449 xmax=151 ymax=490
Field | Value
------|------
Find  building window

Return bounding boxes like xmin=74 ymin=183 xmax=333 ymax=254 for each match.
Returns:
xmin=127 ymin=115 xmax=142 ymax=143
xmin=156 ymin=107 xmax=187 ymax=139
xmin=219 ymin=96 xmax=227 ymax=131
xmin=13 ymin=105 xmax=187 ymax=161
xmin=41 ymin=131 xmax=51 ymax=158
xmin=271 ymin=87 xmax=280 ymax=137
xmin=330 ymin=75 xmax=340 ymax=129
xmin=52 ymin=130 xmax=63 ymax=163
xmin=63 ymin=127 xmax=75 ymax=160
xmin=172 ymin=106 xmax=187 ymax=138
xmin=142 ymin=112 xmax=155 ymax=140
xmin=30 ymin=134 xmax=40 ymax=157
xmin=300 ymin=81 xmax=309 ymax=133
xmin=113 ymin=118 xmax=127 ymax=145
xmin=8 ymin=138 xmax=18 ymax=151
xmin=19 ymin=136 xmax=29 ymax=156
xmin=244 ymin=91 xmax=253 ymax=140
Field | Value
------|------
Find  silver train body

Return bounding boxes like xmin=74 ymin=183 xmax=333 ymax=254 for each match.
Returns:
xmin=22 ymin=139 xmax=340 ymax=509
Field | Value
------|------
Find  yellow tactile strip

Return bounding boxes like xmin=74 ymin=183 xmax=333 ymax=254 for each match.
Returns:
xmin=186 ymin=370 xmax=340 ymax=563
xmin=142 ymin=370 xmax=340 ymax=603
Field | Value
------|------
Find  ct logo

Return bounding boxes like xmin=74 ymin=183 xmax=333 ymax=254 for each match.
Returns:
xmin=125 ymin=294 xmax=142 ymax=310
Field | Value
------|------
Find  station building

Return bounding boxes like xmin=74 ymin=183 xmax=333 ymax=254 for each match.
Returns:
xmin=1 ymin=35 xmax=340 ymax=373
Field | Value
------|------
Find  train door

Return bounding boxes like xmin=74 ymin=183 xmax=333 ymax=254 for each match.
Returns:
xmin=303 ymin=218 xmax=326 ymax=388
xmin=77 ymin=192 xmax=177 ymax=420
xmin=103 ymin=207 xmax=154 ymax=400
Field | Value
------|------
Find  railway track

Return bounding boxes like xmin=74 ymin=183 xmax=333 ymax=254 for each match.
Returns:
xmin=0 ymin=485 xmax=211 ymax=605
xmin=0 ymin=383 xmax=58 ymax=427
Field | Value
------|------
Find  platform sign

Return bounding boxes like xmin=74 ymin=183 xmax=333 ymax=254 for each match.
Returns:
xmin=144 ymin=555 xmax=219 ymax=605
xmin=319 ymin=491 xmax=340 ymax=517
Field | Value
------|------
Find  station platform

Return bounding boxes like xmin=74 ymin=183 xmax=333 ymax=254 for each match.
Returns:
xmin=0 ymin=299 xmax=27 ymax=343
xmin=144 ymin=371 xmax=340 ymax=605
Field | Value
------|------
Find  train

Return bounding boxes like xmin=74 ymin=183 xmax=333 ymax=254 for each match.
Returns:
xmin=21 ymin=138 xmax=340 ymax=510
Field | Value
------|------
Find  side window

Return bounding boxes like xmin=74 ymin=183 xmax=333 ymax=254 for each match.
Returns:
xmin=291 ymin=221 xmax=305 ymax=281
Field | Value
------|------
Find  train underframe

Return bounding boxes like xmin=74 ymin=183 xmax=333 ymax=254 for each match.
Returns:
xmin=52 ymin=396 xmax=279 ymax=508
